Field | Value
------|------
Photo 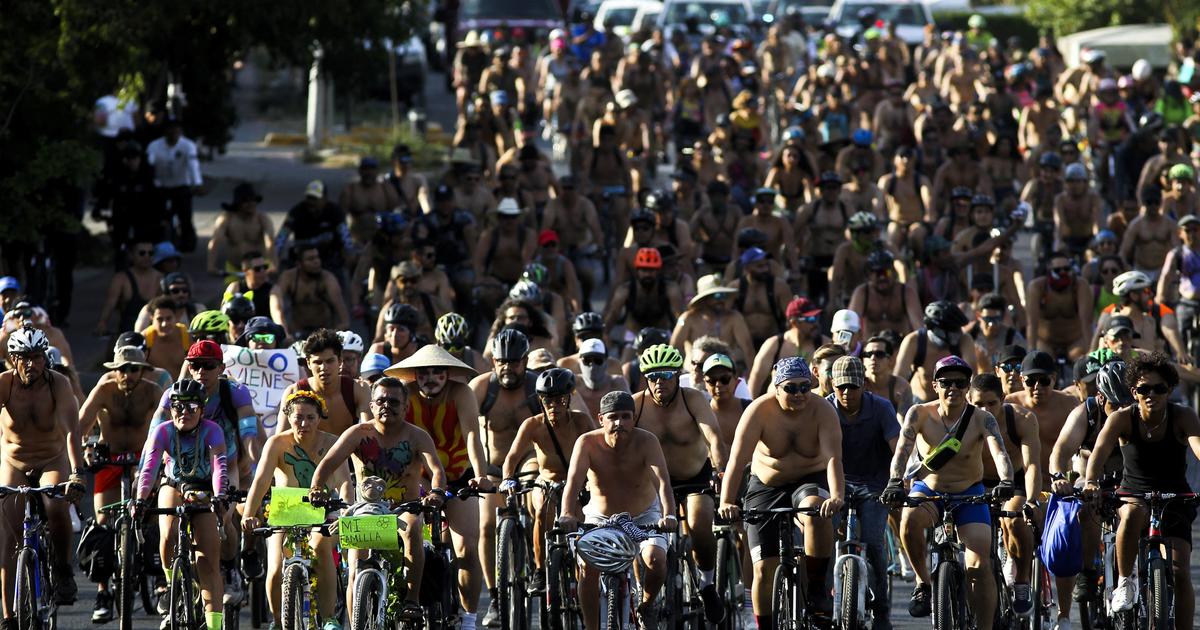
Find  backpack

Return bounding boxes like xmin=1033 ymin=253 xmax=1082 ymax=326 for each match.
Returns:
xmin=1040 ymin=495 xmax=1084 ymax=577
xmin=76 ymin=519 xmax=115 ymax=583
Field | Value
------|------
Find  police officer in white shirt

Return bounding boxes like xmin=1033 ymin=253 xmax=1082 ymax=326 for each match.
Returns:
xmin=146 ymin=118 xmax=204 ymax=252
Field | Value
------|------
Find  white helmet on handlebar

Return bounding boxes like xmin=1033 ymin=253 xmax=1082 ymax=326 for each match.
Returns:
xmin=576 ymin=527 xmax=639 ymax=574
xmin=1111 ymin=270 xmax=1151 ymax=296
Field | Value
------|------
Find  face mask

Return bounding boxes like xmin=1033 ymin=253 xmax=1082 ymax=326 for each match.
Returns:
xmin=1048 ymin=269 xmax=1073 ymax=290
xmin=580 ymin=362 xmax=606 ymax=389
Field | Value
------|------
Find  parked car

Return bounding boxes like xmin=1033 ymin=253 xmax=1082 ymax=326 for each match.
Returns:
xmin=448 ymin=0 xmax=565 ymax=64
xmin=595 ymin=0 xmax=664 ymax=41
xmin=657 ymin=0 xmax=755 ymax=38
xmin=764 ymin=0 xmax=835 ymax=27
xmin=827 ymin=0 xmax=932 ymax=45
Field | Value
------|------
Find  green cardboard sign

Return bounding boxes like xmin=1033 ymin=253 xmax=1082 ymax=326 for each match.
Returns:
xmin=267 ymin=487 xmax=325 ymax=526
xmin=338 ymin=515 xmax=400 ymax=550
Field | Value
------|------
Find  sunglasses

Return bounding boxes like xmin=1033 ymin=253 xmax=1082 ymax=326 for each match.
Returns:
xmin=862 ymin=350 xmax=889 ymax=359
xmin=794 ymin=315 xmax=819 ymax=324
xmin=980 ymin=315 xmax=1002 ymax=325
xmin=936 ymin=378 xmax=969 ymax=390
xmin=1023 ymin=375 xmax=1053 ymax=387
xmin=117 ymin=365 xmax=142 ymax=374
xmin=246 ymin=264 xmax=269 ymax=272
xmin=645 ymin=370 xmax=677 ymax=382
xmin=136 ymin=249 xmax=154 ymax=257
xmin=372 ymin=396 xmax=404 ymax=407
xmin=997 ymin=362 xmax=1022 ymax=373
xmin=13 ymin=309 xmax=33 ymax=320
xmin=704 ymin=374 xmax=732 ymax=385
xmin=835 ymin=383 xmax=861 ymax=391
xmin=417 ymin=368 xmax=448 ymax=378
xmin=780 ymin=381 xmax=811 ymax=395
xmin=1100 ymin=267 xmax=1121 ymax=275
xmin=171 ymin=402 xmax=202 ymax=414
xmin=1135 ymin=382 xmax=1170 ymax=396
xmin=169 ymin=287 xmax=190 ymax=295
xmin=540 ymin=394 xmax=570 ymax=407
xmin=188 ymin=361 xmax=219 ymax=371
xmin=251 ymin=333 xmax=276 ymax=345
xmin=581 ymin=356 xmax=606 ymax=366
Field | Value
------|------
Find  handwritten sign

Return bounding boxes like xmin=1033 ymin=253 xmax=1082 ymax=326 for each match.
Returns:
xmin=267 ymin=487 xmax=325 ymax=526
xmin=222 ymin=346 xmax=299 ymax=436
xmin=338 ymin=515 xmax=401 ymax=550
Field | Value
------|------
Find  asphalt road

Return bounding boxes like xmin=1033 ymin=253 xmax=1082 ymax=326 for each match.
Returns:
xmin=49 ymin=65 xmax=1200 ymax=629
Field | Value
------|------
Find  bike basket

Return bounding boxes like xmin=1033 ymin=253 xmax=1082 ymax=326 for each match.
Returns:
xmin=337 ymin=515 xmax=401 ymax=550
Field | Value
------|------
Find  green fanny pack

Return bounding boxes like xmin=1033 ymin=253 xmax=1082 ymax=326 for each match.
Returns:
xmin=921 ymin=404 xmax=974 ymax=472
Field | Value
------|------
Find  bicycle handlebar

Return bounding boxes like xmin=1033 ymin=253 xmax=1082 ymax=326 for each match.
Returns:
xmin=742 ymin=506 xmax=823 ymax=524
xmin=0 ymin=485 xmax=68 ymax=500
xmin=251 ymin=524 xmax=332 ymax=538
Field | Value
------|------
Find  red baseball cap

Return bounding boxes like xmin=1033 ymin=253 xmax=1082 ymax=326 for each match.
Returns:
xmin=786 ymin=297 xmax=822 ymax=319
xmin=538 ymin=229 xmax=559 ymax=247
xmin=186 ymin=340 xmax=223 ymax=361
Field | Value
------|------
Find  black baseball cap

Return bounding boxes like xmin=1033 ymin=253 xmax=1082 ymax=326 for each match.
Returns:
xmin=998 ymin=345 xmax=1026 ymax=364
xmin=1106 ymin=315 xmax=1141 ymax=338
xmin=1021 ymin=350 xmax=1056 ymax=377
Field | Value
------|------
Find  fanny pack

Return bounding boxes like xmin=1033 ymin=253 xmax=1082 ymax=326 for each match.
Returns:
xmin=921 ymin=404 xmax=974 ymax=472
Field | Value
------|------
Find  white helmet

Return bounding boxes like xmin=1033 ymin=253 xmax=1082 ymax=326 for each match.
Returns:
xmin=1112 ymin=270 xmax=1151 ymax=296
xmin=508 ymin=280 xmax=542 ymax=303
xmin=576 ymin=526 xmax=639 ymax=574
xmin=1132 ymin=59 xmax=1152 ymax=81
xmin=338 ymin=330 xmax=365 ymax=354
xmin=7 ymin=325 xmax=49 ymax=356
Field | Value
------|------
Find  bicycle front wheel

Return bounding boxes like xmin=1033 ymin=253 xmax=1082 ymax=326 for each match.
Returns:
xmin=771 ymin=565 xmax=797 ymax=630
xmin=715 ymin=535 xmax=743 ymax=630
xmin=350 ymin=571 xmax=384 ymax=630
xmin=116 ymin=522 xmax=136 ymax=630
xmin=837 ymin=559 xmax=862 ymax=630
xmin=604 ymin=574 xmax=624 ymax=630
xmin=933 ymin=562 xmax=967 ymax=630
xmin=497 ymin=518 xmax=530 ymax=630
xmin=15 ymin=547 xmax=41 ymax=630
xmin=546 ymin=542 xmax=578 ymax=630
xmin=1148 ymin=556 xmax=1171 ymax=630
xmin=281 ymin=563 xmax=308 ymax=630
xmin=169 ymin=557 xmax=200 ymax=630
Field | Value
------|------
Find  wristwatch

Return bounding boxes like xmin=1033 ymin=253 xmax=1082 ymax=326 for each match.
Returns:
xmin=1049 ymin=472 xmax=1066 ymax=482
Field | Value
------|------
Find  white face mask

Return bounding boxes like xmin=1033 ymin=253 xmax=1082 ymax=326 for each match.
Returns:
xmin=580 ymin=361 xmax=606 ymax=389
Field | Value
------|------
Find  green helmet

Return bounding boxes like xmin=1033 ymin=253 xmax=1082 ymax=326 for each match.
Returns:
xmin=435 ymin=312 xmax=469 ymax=345
xmin=523 ymin=262 xmax=548 ymax=286
xmin=639 ymin=344 xmax=684 ymax=371
xmin=189 ymin=310 xmax=231 ymax=334
xmin=1169 ymin=163 xmax=1195 ymax=181
xmin=1087 ymin=348 xmax=1117 ymax=365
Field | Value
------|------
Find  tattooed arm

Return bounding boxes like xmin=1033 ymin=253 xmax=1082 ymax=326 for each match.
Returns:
xmin=889 ymin=406 xmax=921 ymax=480
xmin=981 ymin=409 xmax=1015 ymax=483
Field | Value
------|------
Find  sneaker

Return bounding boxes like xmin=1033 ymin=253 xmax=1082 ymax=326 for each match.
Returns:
xmin=636 ymin=600 xmax=659 ymax=630
xmin=1073 ymin=570 xmax=1097 ymax=602
xmin=482 ymin=597 xmax=500 ymax=627
xmin=908 ymin=583 xmax=931 ymax=618
xmin=92 ymin=591 xmax=114 ymax=624
xmin=159 ymin=615 xmax=171 ymax=630
xmin=156 ymin=588 xmax=170 ymax=616
xmin=700 ymin=583 xmax=726 ymax=623
xmin=321 ymin=619 xmax=342 ymax=630
xmin=1052 ymin=618 xmax=1071 ymax=630
xmin=223 ymin=570 xmax=244 ymax=607
xmin=528 ymin=570 xmax=546 ymax=594
xmin=1111 ymin=577 xmax=1135 ymax=612
xmin=1013 ymin=583 xmax=1033 ymax=617
xmin=54 ymin=572 xmax=78 ymax=605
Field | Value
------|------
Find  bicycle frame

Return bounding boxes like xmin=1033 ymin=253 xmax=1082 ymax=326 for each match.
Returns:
xmin=831 ymin=496 xmax=872 ymax=628
xmin=742 ymin=505 xmax=823 ymax=629
xmin=1113 ymin=490 xmax=1199 ymax=628
xmin=2 ymin=485 xmax=61 ymax=629
xmin=253 ymin=524 xmax=328 ymax=630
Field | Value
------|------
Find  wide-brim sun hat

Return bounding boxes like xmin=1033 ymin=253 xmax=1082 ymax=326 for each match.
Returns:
xmin=385 ymin=344 xmax=478 ymax=382
xmin=689 ymin=274 xmax=737 ymax=308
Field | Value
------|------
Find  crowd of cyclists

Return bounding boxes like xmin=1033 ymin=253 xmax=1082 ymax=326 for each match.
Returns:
xmin=5 ymin=4 xmax=1200 ymax=630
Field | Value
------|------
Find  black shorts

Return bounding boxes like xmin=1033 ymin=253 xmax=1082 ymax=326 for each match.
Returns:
xmin=744 ymin=471 xmax=829 ymax=563
xmin=982 ymin=470 xmax=1028 ymax=497
xmin=671 ymin=459 xmax=715 ymax=500
xmin=1120 ymin=486 xmax=1197 ymax=546
xmin=447 ymin=468 xmax=474 ymax=493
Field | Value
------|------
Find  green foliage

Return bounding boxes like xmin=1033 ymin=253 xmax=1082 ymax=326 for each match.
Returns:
xmin=1023 ymin=0 xmax=1186 ymax=39
xmin=933 ymin=12 xmax=1042 ymax=49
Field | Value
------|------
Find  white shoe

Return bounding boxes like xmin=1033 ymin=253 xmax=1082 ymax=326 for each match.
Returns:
xmin=1111 ymin=576 xmax=1135 ymax=612
xmin=1053 ymin=618 xmax=1071 ymax=630
xmin=223 ymin=570 xmax=244 ymax=606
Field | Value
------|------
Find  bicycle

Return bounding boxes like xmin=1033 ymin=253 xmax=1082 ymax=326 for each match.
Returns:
xmin=898 ymin=493 xmax=997 ymax=630
xmin=660 ymin=489 xmax=706 ymax=629
xmin=331 ymin=498 xmax=430 ymax=630
xmin=0 ymin=484 xmax=71 ymax=630
xmin=741 ymin=505 xmax=825 ymax=630
xmin=993 ymin=499 xmax=1054 ymax=630
xmin=495 ymin=484 xmax=538 ymax=630
xmin=137 ymin=492 xmax=225 ymax=630
xmin=570 ymin=516 xmax=662 ymax=630
xmin=1105 ymin=490 xmax=1200 ymax=630
xmin=713 ymin=516 xmax=747 ymax=630
xmin=1079 ymin=482 xmax=1120 ymax=630
xmin=832 ymin=491 xmax=884 ymax=630
xmin=249 ymin=520 xmax=335 ymax=630
xmin=418 ymin=489 xmax=477 ymax=630
xmin=544 ymin=524 xmax=582 ymax=630
xmin=87 ymin=449 xmax=155 ymax=630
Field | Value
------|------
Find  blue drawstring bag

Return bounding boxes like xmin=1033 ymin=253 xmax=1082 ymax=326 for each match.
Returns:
xmin=1040 ymin=494 xmax=1083 ymax=577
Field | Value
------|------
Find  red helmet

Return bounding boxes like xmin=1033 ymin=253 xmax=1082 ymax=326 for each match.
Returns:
xmin=186 ymin=340 xmax=223 ymax=362
xmin=634 ymin=247 xmax=663 ymax=270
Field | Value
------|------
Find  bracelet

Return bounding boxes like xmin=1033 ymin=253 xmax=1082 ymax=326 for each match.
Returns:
xmin=1049 ymin=472 xmax=1066 ymax=482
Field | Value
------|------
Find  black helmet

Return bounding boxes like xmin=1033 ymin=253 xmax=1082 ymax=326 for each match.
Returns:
xmin=971 ymin=194 xmax=995 ymax=208
xmin=1096 ymin=361 xmax=1134 ymax=406
xmin=643 ymin=189 xmax=673 ymax=212
xmin=536 ymin=367 xmax=576 ymax=397
xmin=950 ymin=186 xmax=974 ymax=200
xmin=736 ymin=227 xmax=768 ymax=248
xmin=492 ymin=328 xmax=530 ymax=361
xmin=572 ymin=312 xmax=604 ymax=335
xmin=634 ymin=327 xmax=671 ymax=352
xmin=170 ymin=379 xmax=207 ymax=403
xmin=866 ymin=249 xmax=895 ymax=272
xmin=221 ymin=295 xmax=255 ymax=322
xmin=384 ymin=303 xmax=421 ymax=329
xmin=923 ymin=300 xmax=968 ymax=330
xmin=1038 ymin=152 xmax=1062 ymax=169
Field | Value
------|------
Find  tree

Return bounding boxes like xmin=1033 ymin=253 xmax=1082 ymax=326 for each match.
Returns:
xmin=1025 ymin=0 xmax=1195 ymax=40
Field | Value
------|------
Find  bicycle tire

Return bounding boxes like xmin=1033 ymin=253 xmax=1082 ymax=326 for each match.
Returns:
xmin=838 ymin=559 xmax=862 ymax=630
xmin=226 ymin=600 xmax=241 ymax=630
xmin=15 ymin=547 xmax=40 ymax=630
xmin=351 ymin=570 xmax=384 ymax=630
xmin=250 ymin=577 xmax=267 ymax=628
xmin=714 ymin=535 xmax=743 ymax=630
xmin=117 ymin=522 xmax=136 ymax=630
xmin=604 ymin=574 xmax=623 ymax=630
xmin=933 ymin=561 xmax=966 ymax=630
xmin=281 ymin=563 xmax=307 ymax=630
xmin=771 ymin=564 xmax=796 ymax=630
xmin=169 ymin=556 xmax=199 ymax=630
xmin=1148 ymin=556 xmax=1171 ymax=630
xmin=545 ymin=543 xmax=574 ymax=630
xmin=497 ymin=518 xmax=529 ymax=630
